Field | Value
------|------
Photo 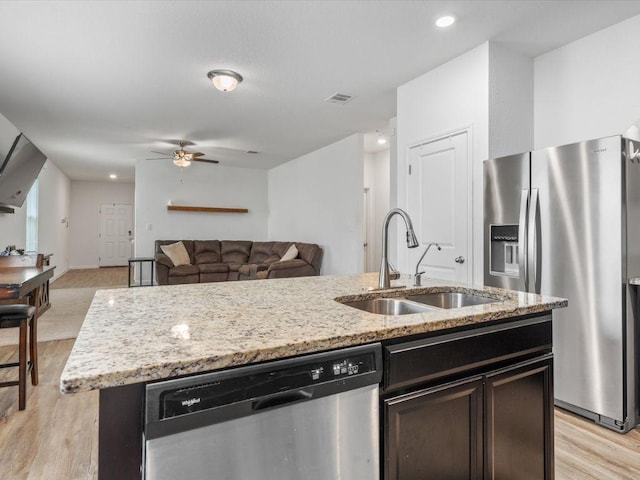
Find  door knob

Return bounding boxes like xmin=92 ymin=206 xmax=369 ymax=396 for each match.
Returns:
xmin=455 ymin=256 xmax=465 ymax=264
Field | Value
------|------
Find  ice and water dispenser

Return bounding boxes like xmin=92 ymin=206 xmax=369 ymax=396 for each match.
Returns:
xmin=489 ymin=225 xmax=519 ymax=276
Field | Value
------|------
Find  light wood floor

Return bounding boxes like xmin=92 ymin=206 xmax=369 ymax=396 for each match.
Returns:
xmin=555 ymin=408 xmax=640 ymax=479
xmin=0 ymin=340 xmax=98 ymax=479
xmin=1 ymin=268 xmax=640 ymax=478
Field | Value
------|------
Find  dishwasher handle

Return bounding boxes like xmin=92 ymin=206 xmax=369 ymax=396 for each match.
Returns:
xmin=252 ymin=389 xmax=313 ymax=411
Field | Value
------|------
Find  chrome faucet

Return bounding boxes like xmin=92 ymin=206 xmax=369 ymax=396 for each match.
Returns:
xmin=414 ymin=242 xmax=441 ymax=286
xmin=379 ymin=208 xmax=420 ymax=289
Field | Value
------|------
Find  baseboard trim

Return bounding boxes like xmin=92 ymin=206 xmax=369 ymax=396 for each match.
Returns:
xmin=69 ymin=265 xmax=100 ymax=270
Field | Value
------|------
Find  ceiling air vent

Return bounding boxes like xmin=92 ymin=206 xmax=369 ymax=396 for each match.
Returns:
xmin=325 ymin=92 xmax=355 ymax=105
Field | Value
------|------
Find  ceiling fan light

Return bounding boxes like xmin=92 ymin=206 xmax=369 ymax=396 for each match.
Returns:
xmin=207 ymin=69 xmax=243 ymax=92
xmin=173 ymin=157 xmax=192 ymax=168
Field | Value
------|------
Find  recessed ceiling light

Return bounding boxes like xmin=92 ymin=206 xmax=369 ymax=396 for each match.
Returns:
xmin=109 ymin=173 xmax=117 ymax=180
xmin=436 ymin=15 xmax=456 ymax=28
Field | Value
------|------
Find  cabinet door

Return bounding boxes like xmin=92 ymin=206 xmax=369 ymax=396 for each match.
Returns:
xmin=485 ymin=355 xmax=554 ymax=480
xmin=384 ymin=377 xmax=483 ymax=480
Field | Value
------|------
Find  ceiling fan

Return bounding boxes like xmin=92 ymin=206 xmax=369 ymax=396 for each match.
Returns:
xmin=147 ymin=141 xmax=220 ymax=168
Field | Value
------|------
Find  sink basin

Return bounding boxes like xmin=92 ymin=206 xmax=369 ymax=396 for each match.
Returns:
xmin=341 ymin=298 xmax=436 ymax=315
xmin=405 ymin=292 xmax=496 ymax=309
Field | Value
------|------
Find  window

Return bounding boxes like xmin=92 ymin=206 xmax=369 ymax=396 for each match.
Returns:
xmin=25 ymin=179 xmax=38 ymax=253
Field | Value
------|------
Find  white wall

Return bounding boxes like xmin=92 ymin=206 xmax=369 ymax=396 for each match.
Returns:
xmin=69 ymin=180 xmax=135 ymax=267
xmin=489 ymin=43 xmax=534 ymax=158
xmin=0 ymin=160 xmax=71 ymax=279
xmin=268 ymin=134 xmax=364 ymax=275
xmin=396 ymin=43 xmax=490 ymax=285
xmin=38 ymin=160 xmax=71 ymax=278
xmin=0 ymin=108 xmax=71 ymax=278
xmin=135 ymin=161 xmax=268 ymax=258
xmin=535 ymin=14 xmax=640 ymax=148
xmin=364 ymin=150 xmax=390 ymax=272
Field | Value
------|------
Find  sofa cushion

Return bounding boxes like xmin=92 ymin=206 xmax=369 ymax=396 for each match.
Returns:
xmin=221 ymin=241 xmax=252 ymax=264
xmin=167 ymin=264 xmax=200 ymax=277
xmin=199 ymin=263 xmax=229 ymax=274
xmin=263 ymin=255 xmax=281 ymax=266
xmin=266 ymin=258 xmax=314 ymax=279
xmin=296 ymin=242 xmax=323 ymax=272
xmin=238 ymin=263 xmax=268 ymax=277
xmin=161 ymin=241 xmax=191 ymax=266
xmin=195 ymin=252 xmax=220 ymax=264
xmin=194 ymin=240 xmax=221 ymax=264
xmin=167 ymin=264 xmax=200 ymax=285
xmin=272 ymin=242 xmax=293 ymax=258
xmin=248 ymin=242 xmax=276 ymax=264
xmin=255 ymin=270 xmax=268 ymax=279
xmin=281 ymin=243 xmax=298 ymax=261
xmin=155 ymin=254 xmax=174 ymax=269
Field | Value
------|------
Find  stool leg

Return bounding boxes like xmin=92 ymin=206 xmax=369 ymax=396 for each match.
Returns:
xmin=29 ymin=312 xmax=38 ymax=386
xmin=18 ymin=319 xmax=27 ymax=410
xmin=28 ymin=286 xmax=40 ymax=386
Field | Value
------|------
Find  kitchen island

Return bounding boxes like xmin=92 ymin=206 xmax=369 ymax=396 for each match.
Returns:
xmin=61 ymin=273 xmax=567 ymax=479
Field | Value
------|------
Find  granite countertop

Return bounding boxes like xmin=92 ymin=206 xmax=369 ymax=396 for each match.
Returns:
xmin=60 ymin=273 xmax=567 ymax=394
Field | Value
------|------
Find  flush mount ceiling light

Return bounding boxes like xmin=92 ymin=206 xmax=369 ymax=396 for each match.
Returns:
xmin=109 ymin=173 xmax=117 ymax=179
xmin=376 ymin=131 xmax=387 ymax=145
xmin=207 ymin=69 xmax=243 ymax=92
xmin=435 ymin=15 xmax=456 ymax=28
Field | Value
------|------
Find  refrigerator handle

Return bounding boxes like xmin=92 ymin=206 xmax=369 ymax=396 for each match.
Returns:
xmin=518 ymin=189 xmax=529 ymax=291
xmin=528 ymin=188 xmax=541 ymax=294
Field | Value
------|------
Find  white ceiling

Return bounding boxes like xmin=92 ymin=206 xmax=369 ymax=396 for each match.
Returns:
xmin=1 ymin=1 xmax=639 ymax=182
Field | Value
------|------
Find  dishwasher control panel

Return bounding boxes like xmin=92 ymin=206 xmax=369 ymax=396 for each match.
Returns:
xmin=150 ymin=348 xmax=379 ymax=420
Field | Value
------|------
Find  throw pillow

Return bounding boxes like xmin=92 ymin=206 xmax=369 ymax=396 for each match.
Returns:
xmin=160 ymin=241 xmax=191 ymax=266
xmin=281 ymin=243 xmax=298 ymax=261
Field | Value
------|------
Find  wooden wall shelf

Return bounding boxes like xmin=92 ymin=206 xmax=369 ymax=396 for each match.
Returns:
xmin=167 ymin=205 xmax=249 ymax=214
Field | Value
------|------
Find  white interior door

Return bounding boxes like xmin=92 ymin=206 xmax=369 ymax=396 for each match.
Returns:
xmin=407 ymin=131 xmax=470 ymax=282
xmin=99 ymin=203 xmax=133 ymax=267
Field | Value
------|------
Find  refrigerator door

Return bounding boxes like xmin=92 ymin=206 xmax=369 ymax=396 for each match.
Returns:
xmin=532 ymin=135 xmax=624 ymax=424
xmin=484 ymin=153 xmax=530 ymax=291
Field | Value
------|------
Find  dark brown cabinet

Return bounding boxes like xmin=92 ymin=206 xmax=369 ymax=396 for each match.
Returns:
xmin=485 ymin=356 xmax=554 ymax=480
xmin=383 ymin=315 xmax=554 ymax=480
xmin=385 ymin=377 xmax=484 ymax=479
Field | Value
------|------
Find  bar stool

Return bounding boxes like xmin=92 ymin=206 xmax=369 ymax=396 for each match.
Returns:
xmin=0 ymin=304 xmax=37 ymax=410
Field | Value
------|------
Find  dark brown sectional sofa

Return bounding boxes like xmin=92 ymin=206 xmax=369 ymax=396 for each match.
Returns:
xmin=154 ymin=240 xmax=323 ymax=285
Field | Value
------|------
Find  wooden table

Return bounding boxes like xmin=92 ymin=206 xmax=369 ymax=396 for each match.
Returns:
xmin=0 ymin=265 xmax=55 ymax=309
xmin=0 ymin=266 xmax=55 ymax=382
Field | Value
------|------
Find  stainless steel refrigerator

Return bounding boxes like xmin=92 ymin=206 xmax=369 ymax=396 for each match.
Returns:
xmin=484 ymin=135 xmax=640 ymax=432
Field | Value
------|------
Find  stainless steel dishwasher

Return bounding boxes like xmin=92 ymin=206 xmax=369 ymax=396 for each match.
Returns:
xmin=144 ymin=343 xmax=382 ymax=480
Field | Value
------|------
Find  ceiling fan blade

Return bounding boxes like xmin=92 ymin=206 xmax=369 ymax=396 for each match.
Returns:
xmin=146 ymin=157 xmax=171 ymax=160
xmin=150 ymin=151 xmax=172 ymax=156
xmin=192 ymin=158 xmax=220 ymax=164
xmin=190 ymin=152 xmax=206 ymax=157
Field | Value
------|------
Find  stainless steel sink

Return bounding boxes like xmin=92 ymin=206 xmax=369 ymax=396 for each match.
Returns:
xmin=341 ymin=297 xmax=437 ymax=315
xmin=405 ymin=292 xmax=496 ymax=309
